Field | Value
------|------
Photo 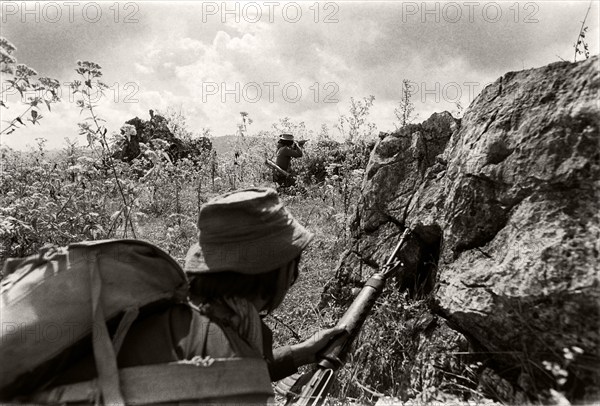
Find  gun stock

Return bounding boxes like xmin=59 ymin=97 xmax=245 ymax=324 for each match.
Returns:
xmin=265 ymin=159 xmax=291 ymax=177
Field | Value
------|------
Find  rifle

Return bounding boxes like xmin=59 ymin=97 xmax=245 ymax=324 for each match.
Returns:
xmin=283 ymin=228 xmax=411 ymax=406
xmin=265 ymin=159 xmax=292 ymax=178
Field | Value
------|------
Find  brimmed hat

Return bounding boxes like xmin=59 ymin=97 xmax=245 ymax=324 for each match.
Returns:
xmin=279 ymin=133 xmax=294 ymax=141
xmin=185 ymin=188 xmax=313 ymax=275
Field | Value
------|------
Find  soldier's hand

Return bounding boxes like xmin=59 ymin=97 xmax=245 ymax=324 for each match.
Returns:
xmin=290 ymin=326 xmax=347 ymax=367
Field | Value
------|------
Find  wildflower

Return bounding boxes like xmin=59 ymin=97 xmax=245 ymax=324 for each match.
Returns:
xmin=120 ymin=124 xmax=137 ymax=142
xmin=15 ymin=64 xmax=38 ymax=77
xmin=0 ymin=48 xmax=16 ymax=66
xmin=39 ymin=77 xmax=60 ymax=89
xmin=0 ymin=37 xmax=16 ymax=54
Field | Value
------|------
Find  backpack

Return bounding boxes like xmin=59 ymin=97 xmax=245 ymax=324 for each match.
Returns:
xmin=0 ymin=239 xmax=273 ymax=405
xmin=0 ymin=239 xmax=188 ymax=402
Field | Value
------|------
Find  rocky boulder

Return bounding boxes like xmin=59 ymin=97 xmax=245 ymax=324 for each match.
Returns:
xmin=113 ymin=110 xmax=212 ymax=163
xmin=325 ymin=56 xmax=599 ymax=403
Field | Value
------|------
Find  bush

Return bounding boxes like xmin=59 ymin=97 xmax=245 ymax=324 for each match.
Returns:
xmin=297 ymin=140 xmax=373 ymax=185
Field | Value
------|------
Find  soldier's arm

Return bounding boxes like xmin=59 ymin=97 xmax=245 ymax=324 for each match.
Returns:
xmin=283 ymin=145 xmax=303 ymax=158
xmin=269 ymin=346 xmax=298 ymax=381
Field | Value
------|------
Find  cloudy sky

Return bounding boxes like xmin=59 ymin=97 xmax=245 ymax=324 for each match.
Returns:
xmin=1 ymin=1 xmax=598 ymax=150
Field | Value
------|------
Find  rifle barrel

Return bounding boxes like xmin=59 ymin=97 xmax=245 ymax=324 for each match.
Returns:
xmin=287 ymin=228 xmax=411 ymax=405
xmin=317 ymin=229 xmax=410 ymax=369
xmin=384 ymin=228 xmax=411 ymax=268
xmin=317 ymin=273 xmax=384 ymax=369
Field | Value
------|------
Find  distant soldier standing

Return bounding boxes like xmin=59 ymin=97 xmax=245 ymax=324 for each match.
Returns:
xmin=274 ymin=133 xmax=305 ymax=188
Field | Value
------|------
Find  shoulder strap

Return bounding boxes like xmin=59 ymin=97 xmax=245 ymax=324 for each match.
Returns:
xmin=89 ymin=254 xmax=126 ymax=405
xmin=28 ymin=359 xmax=273 ymax=405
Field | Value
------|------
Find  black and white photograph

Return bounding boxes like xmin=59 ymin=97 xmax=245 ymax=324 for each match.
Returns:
xmin=1 ymin=1 xmax=598 ymax=405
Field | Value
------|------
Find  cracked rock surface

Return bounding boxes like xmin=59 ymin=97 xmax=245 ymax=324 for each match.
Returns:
xmin=326 ymin=56 xmax=599 ymax=402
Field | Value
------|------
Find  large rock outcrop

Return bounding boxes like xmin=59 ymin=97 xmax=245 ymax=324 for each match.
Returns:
xmin=325 ymin=56 xmax=599 ymax=403
xmin=113 ymin=110 xmax=212 ymax=163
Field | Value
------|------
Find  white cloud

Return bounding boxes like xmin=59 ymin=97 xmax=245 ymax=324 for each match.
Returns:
xmin=134 ymin=63 xmax=154 ymax=75
xmin=1 ymin=1 xmax=597 ymax=147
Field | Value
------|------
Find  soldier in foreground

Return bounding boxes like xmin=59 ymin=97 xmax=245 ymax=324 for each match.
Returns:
xmin=4 ymin=188 xmax=341 ymax=404
xmin=182 ymin=187 xmax=343 ymax=380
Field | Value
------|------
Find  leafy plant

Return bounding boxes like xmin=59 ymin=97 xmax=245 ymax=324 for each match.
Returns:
xmin=238 ymin=111 xmax=253 ymax=137
xmin=0 ymin=37 xmax=60 ymax=136
xmin=71 ymin=60 xmax=138 ymax=238
xmin=574 ymin=2 xmax=592 ymax=62
xmin=394 ymin=79 xmax=419 ymax=130
xmin=336 ymin=96 xmax=377 ymax=142
xmin=271 ymin=116 xmax=310 ymax=139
